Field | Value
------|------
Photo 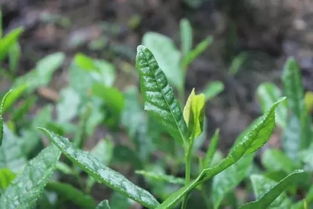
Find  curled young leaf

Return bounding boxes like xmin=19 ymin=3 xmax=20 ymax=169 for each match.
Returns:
xmin=183 ymin=89 xmax=205 ymax=141
xmin=136 ymin=45 xmax=188 ymax=145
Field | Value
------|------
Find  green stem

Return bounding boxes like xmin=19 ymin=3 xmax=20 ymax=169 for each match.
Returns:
xmin=181 ymin=142 xmax=193 ymax=209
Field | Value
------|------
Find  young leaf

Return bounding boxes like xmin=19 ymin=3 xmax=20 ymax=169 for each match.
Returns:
xmin=257 ymin=82 xmax=287 ymax=127
xmin=40 ymin=128 xmax=160 ymax=209
xmin=96 ymin=200 xmax=111 ymax=209
xmin=0 ymin=145 xmax=61 ymax=209
xmin=180 ymin=18 xmax=193 ymax=56
xmin=136 ymin=170 xmax=184 ymax=185
xmin=156 ymin=98 xmax=285 ymax=209
xmin=181 ymin=36 xmax=213 ymax=69
xmin=46 ymin=182 xmax=97 ymax=209
xmin=136 ymin=45 xmax=188 ymax=145
xmin=304 ymin=91 xmax=313 ymax=113
xmin=143 ymin=32 xmax=183 ymax=90
xmin=240 ymin=170 xmax=305 ymax=209
xmin=202 ymin=81 xmax=224 ymax=101
xmin=183 ymin=89 xmax=205 ymax=140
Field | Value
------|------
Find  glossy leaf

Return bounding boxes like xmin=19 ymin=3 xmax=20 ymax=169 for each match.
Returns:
xmin=0 ymin=28 xmax=23 ymax=60
xmin=156 ymin=98 xmax=284 ymax=209
xmin=257 ymin=82 xmax=287 ymax=127
xmin=136 ymin=45 xmax=188 ymax=145
xmin=0 ymin=145 xmax=61 ymax=209
xmin=183 ymin=89 xmax=205 ymax=140
xmin=40 ymin=128 xmax=160 ymax=209
xmin=136 ymin=170 xmax=184 ymax=185
xmin=96 ymin=200 xmax=111 ymax=209
xmin=46 ymin=182 xmax=96 ymax=209
xmin=2 ymin=84 xmax=27 ymax=113
xmin=0 ymin=168 xmax=16 ymax=192
xmin=181 ymin=36 xmax=213 ymax=69
xmin=143 ymin=32 xmax=183 ymax=90
xmin=202 ymin=81 xmax=224 ymax=101
xmin=240 ymin=170 xmax=305 ymax=209
xmin=180 ymin=18 xmax=193 ymax=56
xmin=212 ymin=154 xmax=253 ymax=209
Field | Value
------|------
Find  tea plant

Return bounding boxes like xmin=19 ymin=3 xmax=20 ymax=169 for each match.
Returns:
xmin=0 ymin=22 xmax=312 ymax=209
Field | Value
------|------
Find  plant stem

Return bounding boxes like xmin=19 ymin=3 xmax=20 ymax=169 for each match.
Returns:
xmin=181 ymin=143 xmax=193 ymax=209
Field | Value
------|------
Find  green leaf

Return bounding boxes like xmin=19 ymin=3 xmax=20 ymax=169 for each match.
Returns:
xmin=202 ymin=81 xmax=224 ymax=101
xmin=257 ymin=82 xmax=287 ymax=127
xmin=0 ymin=168 xmax=16 ymax=192
xmin=262 ymin=149 xmax=296 ymax=173
xmin=8 ymin=42 xmax=21 ymax=72
xmin=96 ymin=200 xmax=111 ymax=209
xmin=74 ymin=53 xmax=116 ymax=86
xmin=203 ymin=129 xmax=220 ymax=168
xmin=14 ymin=52 xmax=65 ymax=92
xmin=91 ymin=139 xmax=113 ymax=165
xmin=181 ymin=36 xmax=213 ymax=69
xmin=0 ymin=90 xmax=12 ymax=145
xmin=282 ymin=58 xmax=304 ymax=118
xmin=136 ymin=170 xmax=184 ymax=185
xmin=0 ymin=145 xmax=61 ymax=209
xmin=56 ymin=87 xmax=80 ymax=123
xmin=0 ymin=28 xmax=23 ymax=60
xmin=183 ymin=89 xmax=205 ymax=140
xmin=240 ymin=170 xmax=305 ymax=209
xmin=92 ymin=83 xmax=125 ymax=117
xmin=156 ymin=98 xmax=284 ymax=209
xmin=305 ymin=91 xmax=313 ymax=113
xmin=40 ymin=128 xmax=160 ymax=209
xmin=136 ymin=45 xmax=188 ymax=145
xmin=282 ymin=58 xmax=312 ymax=149
xmin=0 ymin=126 xmax=26 ymax=172
xmin=180 ymin=18 xmax=193 ymax=56
xmin=229 ymin=52 xmax=248 ymax=75
xmin=212 ymin=154 xmax=253 ymax=209
xmin=1 ymin=84 xmax=28 ymax=113
xmin=46 ymin=182 xmax=97 ymax=209
xmin=143 ymin=32 xmax=183 ymax=90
